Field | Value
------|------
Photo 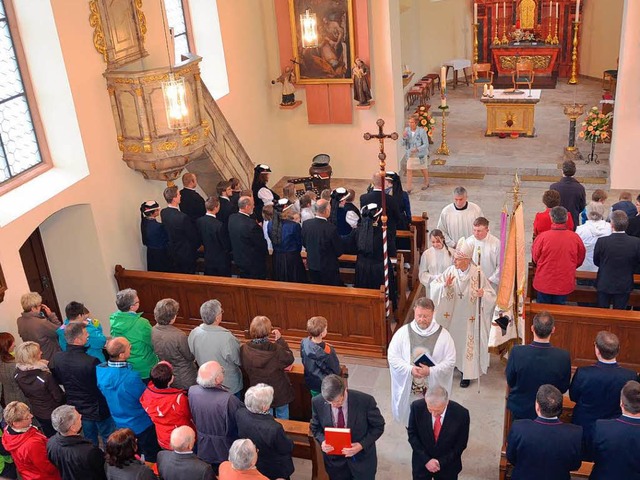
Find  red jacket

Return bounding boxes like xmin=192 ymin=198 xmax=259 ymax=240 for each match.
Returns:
xmin=532 ymin=224 xmax=586 ymax=295
xmin=139 ymin=382 xmax=194 ymax=449
xmin=1 ymin=426 xmax=60 ymax=480
xmin=533 ymin=208 xmax=574 ymax=237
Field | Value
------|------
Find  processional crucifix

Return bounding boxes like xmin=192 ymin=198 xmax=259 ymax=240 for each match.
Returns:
xmin=363 ymin=119 xmax=398 ymax=319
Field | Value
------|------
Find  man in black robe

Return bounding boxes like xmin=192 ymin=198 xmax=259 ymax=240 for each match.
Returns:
xmin=302 ymin=199 xmax=343 ymax=286
xmin=197 ymin=197 xmax=232 ymax=277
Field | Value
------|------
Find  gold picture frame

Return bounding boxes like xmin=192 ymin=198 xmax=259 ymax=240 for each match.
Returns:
xmin=288 ymin=0 xmax=356 ymax=84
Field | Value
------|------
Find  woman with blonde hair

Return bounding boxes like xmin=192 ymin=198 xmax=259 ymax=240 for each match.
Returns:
xmin=240 ymin=317 xmax=294 ymax=419
xmin=16 ymin=292 xmax=61 ymax=362
xmin=14 ymin=341 xmax=65 ymax=437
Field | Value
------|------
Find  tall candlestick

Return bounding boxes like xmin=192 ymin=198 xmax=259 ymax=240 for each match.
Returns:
xmin=575 ymin=0 xmax=581 ymax=21
xmin=556 ymin=1 xmax=559 ymax=17
xmin=474 ymin=3 xmax=478 ymax=23
xmin=503 ymin=1 xmax=506 ymax=17
xmin=441 ymin=66 xmax=447 ymax=90
xmin=549 ymin=1 xmax=552 ymax=17
xmin=568 ymin=21 xmax=580 ymax=84
xmin=496 ymin=2 xmax=499 ymax=18
xmin=493 ymin=3 xmax=501 ymax=44
xmin=546 ymin=2 xmax=553 ymax=43
xmin=473 ymin=23 xmax=479 ymax=64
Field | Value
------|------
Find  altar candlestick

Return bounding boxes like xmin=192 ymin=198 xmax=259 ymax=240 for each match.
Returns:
xmin=489 ymin=85 xmax=494 ymax=96
xmin=483 ymin=84 xmax=488 ymax=96
xmin=441 ymin=97 xmax=447 ymax=108
xmin=503 ymin=1 xmax=506 ymax=18
xmin=575 ymin=0 xmax=581 ymax=21
xmin=474 ymin=3 xmax=478 ymax=23
xmin=556 ymin=1 xmax=559 ymax=17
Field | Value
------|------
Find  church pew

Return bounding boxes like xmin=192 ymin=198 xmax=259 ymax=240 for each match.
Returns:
xmin=524 ymin=300 xmax=640 ymax=371
xmin=410 ymin=212 xmax=429 ymax=255
xmin=114 ymin=265 xmax=388 ymax=358
xmin=526 ymin=262 xmax=640 ymax=307
xmin=275 ymin=418 xmax=329 ymax=480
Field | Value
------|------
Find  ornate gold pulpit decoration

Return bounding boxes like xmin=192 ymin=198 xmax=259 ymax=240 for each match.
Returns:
xmin=103 ymin=55 xmax=209 ymax=181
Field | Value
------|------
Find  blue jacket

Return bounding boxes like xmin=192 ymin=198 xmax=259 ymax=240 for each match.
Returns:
xmin=300 ymin=337 xmax=340 ymax=392
xmin=591 ymin=415 xmax=640 ymax=480
xmin=95 ymin=362 xmax=152 ymax=435
xmin=569 ymin=361 xmax=637 ymax=458
xmin=57 ymin=318 xmax=107 ymax=362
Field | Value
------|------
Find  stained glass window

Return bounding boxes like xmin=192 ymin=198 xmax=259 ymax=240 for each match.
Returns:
xmin=164 ymin=0 xmax=191 ymax=61
xmin=0 ymin=0 xmax=43 ymax=185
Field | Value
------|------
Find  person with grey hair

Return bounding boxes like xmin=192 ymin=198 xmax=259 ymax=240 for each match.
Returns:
xmin=218 ymin=439 xmax=268 ymax=479
xmin=569 ymin=331 xmax=637 ymax=460
xmin=228 ymin=195 xmax=269 ymax=279
xmin=16 ymin=291 xmax=61 ymax=362
xmin=407 ymin=385 xmax=470 ymax=479
xmin=302 ymin=198 xmax=344 ymax=286
xmin=188 ymin=300 xmax=242 ymax=396
xmin=151 ymin=298 xmax=197 ymax=390
xmin=110 ymin=288 xmax=158 ymax=380
xmin=188 ymin=361 xmax=243 ymax=472
xmin=161 ymin=184 xmax=201 ymax=274
xmin=157 ymin=425 xmax=214 ymax=480
xmin=236 ymin=384 xmax=294 ymax=479
xmin=47 ymin=405 xmax=107 ymax=480
xmin=594 ymin=210 xmax=640 ymax=309
xmin=576 ymin=201 xmax=612 ymax=273
xmin=436 ymin=186 xmax=484 ymax=246
xmin=507 ymin=384 xmax=582 ymax=480
xmin=310 ymin=374 xmax=385 ymax=479
xmin=388 ymin=297 xmax=456 ymax=425
xmin=550 ymin=159 xmax=586 ymax=229
xmin=532 ymin=205 xmax=585 ymax=305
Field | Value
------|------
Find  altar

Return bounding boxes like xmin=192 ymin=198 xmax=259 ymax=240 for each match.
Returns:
xmin=480 ymin=89 xmax=541 ymax=137
xmin=491 ymin=44 xmax=561 ymax=77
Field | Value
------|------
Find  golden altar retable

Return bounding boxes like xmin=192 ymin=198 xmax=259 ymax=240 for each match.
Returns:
xmin=480 ymin=89 xmax=541 ymax=137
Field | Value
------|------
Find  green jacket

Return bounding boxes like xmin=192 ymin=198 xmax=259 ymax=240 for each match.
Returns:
xmin=109 ymin=311 xmax=158 ymax=379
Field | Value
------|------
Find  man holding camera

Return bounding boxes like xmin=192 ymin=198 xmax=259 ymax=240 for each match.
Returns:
xmin=16 ymin=291 xmax=61 ymax=362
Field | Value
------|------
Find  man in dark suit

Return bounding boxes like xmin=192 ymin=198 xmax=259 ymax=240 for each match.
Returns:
xmin=590 ymin=380 xmax=640 ymax=480
xmin=570 ymin=331 xmax=637 ymax=459
xmin=196 ymin=197 xmax=232 ymax=277
xmin=506 ymin=311 xmax=571 ymax=420
xmin=360 ymin=173 xmax=401 ymax=256
xmin=302 ymin=199 xmax=344 ymax=286
xmin=161 ymin=186 xmax=200 ymax=274
xmin=179 ymin=172 xmax=206 ymax=221
xmin=594 ymin=210 xmax=640 ymax=309
xmin=407 ymin=385 xmax=470 ymax=480
xmin=626 ymin=193 xmax=640 ymax=238
xmin=227 ymin=196 xmax=268 ymax=279
xmin=507 ymin=384 xmax=582 ymax=480
xmin=157 ymin=425 xmax=214 ymax=480
xmin=549 ymin=159 xmax=586 ymax=230
xmin=310 ymin=374 xmax=385 ymax=480
xmin=216 ymin=180 xmax=234 ymax=224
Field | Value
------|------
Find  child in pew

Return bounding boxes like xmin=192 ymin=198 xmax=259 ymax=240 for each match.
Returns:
xmin=300 ymin=316 xmax=340 ymax=397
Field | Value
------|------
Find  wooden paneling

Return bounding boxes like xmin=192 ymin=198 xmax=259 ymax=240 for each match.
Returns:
xmin=114 ymin=265 xmax=388 ymax=358
xmin=524 ymin=301 xmax=640 ymax=371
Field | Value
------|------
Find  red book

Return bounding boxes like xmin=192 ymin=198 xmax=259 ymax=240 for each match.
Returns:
xmin=324 ymin=427 xmax=352 ymax=455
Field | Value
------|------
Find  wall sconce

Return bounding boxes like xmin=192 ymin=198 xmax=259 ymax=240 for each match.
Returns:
xmin=162 ymin=73 xmax=189 ymax=130
xmin=300 ymin=8 xmax=318 ymax=48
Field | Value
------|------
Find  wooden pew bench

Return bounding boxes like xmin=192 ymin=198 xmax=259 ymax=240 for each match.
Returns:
xmin=275 ymin=418 xmax=328 ymax=480
xmin=114 ymin=265 xmax=388 ymax=358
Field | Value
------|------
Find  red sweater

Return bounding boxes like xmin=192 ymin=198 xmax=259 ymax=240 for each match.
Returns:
xmin=2 ymin=426 xmax=60 ymax=480
xmin=533 ymin=208 xmax=575 ymax=237
xmin=139 ymin=383 xmax=194 ymax=449
xmin=532 ymin=224 xmax=586 ymax=295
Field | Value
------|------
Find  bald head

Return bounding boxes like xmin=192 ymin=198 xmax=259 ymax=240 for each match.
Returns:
xmin=316 ymin=199 xmax=330 ymax=218
xmin=105 ymin=337 xmax=130 ymax=361
xmin=182 ymin=172 xmax=197 ymax=188
xmin=196 ymin=361 xmax=224 ymax=388
xmin=170 ymin=425 xmax=196 ymax=452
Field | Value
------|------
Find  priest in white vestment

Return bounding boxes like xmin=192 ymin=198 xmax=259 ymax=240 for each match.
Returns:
xmin=431 ymin=238 xmax=496 ymax=388
xmin=464 ymin=217 xmax=501 ymax=290
xmin=436 ymin=186 xmax=484 ymax=246
xmin=418 ymin=229 xmax=455 ymax=299
xmin=388 ymin=297 xmax=456 ymax=425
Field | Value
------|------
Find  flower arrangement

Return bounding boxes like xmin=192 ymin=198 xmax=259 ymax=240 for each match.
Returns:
xmin=415 ymin=105 xmax=435 ymax=138
xmin=579 ymin=106 xmax=612 ymax=143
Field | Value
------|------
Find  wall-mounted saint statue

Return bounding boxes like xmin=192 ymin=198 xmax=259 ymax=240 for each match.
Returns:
xmin=352 ymin=58 xmax=372 ymax=106
xmin=272 ymin=63 xmax=297 ymax=106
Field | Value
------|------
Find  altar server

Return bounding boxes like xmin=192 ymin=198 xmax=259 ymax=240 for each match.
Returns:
xmin=436 ymin=187 xmax=484 ymax=247
xmin=418 ymin=229 xmax=455 ymax=300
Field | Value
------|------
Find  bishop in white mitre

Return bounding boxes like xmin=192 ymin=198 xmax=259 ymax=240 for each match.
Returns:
xmin=436 ymin=187 xmax=484 ymax=246
xmin=430 ymin=238 xmax=496 ymax=388
xmin=388 ymin=297 xmax=456 ymax=425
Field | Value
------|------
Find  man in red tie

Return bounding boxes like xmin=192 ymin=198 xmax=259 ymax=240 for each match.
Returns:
xmin=407 ymin=385 xmax=470 ymax=480
xmin=310 ymin=375 xmax=385 ymax=480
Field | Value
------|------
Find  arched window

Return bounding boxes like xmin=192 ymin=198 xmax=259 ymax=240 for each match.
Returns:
xmin=0 ymin=0 xmax=49 ymax=191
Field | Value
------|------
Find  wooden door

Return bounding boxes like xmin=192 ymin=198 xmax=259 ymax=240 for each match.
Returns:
xmin=19 ymin=228 xmax=61 ymax=319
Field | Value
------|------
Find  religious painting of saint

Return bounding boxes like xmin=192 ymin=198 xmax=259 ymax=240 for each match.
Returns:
xmin=288 ymin=0 xmax=356 ymax=84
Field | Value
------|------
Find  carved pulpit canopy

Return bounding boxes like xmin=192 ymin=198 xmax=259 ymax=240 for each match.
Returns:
xmin=518 ymin=0 xmax=537 ymax=29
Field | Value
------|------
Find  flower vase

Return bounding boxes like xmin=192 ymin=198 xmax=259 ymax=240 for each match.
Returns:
xmin=586 ymin=139 xmax=599 ymax=164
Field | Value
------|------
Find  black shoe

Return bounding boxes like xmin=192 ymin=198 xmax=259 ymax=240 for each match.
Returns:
xmin=460 ymin=379 xmax=471 ymax=388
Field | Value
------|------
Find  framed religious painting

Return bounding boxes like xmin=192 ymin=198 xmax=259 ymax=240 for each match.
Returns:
xmin=288 ymin=0 xmax=356 ymax=84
